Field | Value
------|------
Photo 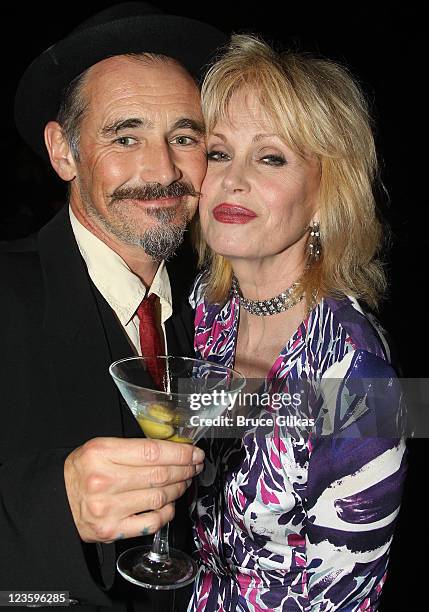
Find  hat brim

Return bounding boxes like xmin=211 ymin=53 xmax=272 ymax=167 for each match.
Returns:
xmin=15 ymin=14 xmax=227 ymax=158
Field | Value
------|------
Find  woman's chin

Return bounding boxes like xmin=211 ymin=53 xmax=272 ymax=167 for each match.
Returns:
xmin=206 ymin=241 xmax=253 ymax=260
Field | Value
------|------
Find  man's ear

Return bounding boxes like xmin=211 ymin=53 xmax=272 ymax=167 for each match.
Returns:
xmin=44 ymin=121 xmax=77 ymax=181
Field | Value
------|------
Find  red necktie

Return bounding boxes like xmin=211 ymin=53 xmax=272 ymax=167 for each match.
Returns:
xmin=136 ymin=293 xmax=165 ymax=389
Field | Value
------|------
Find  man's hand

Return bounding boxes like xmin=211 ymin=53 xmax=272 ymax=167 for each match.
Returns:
xmin=64 ymin=437 xmax=204 ymax=543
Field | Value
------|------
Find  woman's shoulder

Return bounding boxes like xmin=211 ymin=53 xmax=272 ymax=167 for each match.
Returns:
xmin=311 ymin=297 xmax=404 ymax=439
xmin=321 ymin=295 xmax=390 ymax=361
xmin=189 ymin=270 xmax=223 ymax=323
xmin=189 ymin=270 xmax=210 ymax=310
xmin=189 ymin=269 xmax=237 ymax=332
xmin=302 ymin=294 xmax=396 ymax=381
xmin=189 ymin=270 xmax=238 ymax=364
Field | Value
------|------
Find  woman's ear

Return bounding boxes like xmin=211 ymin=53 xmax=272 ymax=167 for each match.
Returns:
xmin=44 ymin=121 xmax=77 ymax=181
xmin=310 ymin=207 xmax=320 ymax=226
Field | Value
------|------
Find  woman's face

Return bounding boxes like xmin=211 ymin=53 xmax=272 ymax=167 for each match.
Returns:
xmin=200 ymin=90 xmax=320 ymax=266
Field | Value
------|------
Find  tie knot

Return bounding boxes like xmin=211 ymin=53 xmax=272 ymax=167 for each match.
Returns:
xmin=136 ymin=293 xmax=158 ymax=322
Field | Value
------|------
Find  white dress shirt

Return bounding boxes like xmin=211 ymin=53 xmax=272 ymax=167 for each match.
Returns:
xmin=69 ymin=207 xmax=172 ymax=354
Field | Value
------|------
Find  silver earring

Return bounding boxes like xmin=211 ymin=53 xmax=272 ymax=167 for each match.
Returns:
xmin=308 ymin=221 xmax=321 ymax=261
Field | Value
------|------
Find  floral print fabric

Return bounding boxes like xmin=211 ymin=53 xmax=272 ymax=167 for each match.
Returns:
xmin=188 ymin=274 xmax=406 ymax=611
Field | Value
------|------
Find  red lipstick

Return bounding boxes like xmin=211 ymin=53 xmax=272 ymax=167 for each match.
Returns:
xmin=213 ymin=203 xmax=257 ymax=224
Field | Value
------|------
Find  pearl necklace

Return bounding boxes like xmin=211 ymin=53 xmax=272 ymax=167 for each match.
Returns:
xmin=231 ymin=276 xmax=304 ymax=316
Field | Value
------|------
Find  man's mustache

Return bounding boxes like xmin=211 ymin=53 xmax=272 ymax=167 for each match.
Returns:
xmin=110 ymin=182 xmax=201 ymax=203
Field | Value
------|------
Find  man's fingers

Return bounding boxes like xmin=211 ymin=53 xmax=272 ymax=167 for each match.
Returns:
xmin=123 ymin=503 xmax=176 ymax=538
xmin=101 ymin=504 xmax=176 ymax=543
xmin=99 ymin=463 xmax=202 ymax=495
xmin=106 ymin=480 xmax=191 ymax=519
xmin=82 ymin=437 xmax=204 ymax=467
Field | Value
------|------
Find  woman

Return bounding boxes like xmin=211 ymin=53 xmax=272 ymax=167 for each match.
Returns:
xmin=188 ymin=35 xmax=406 ymax=610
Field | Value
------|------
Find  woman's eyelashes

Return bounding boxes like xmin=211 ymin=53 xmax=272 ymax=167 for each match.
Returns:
xmin=207 ymin=149 xmax=287 ymax=167
xmin=207 ymin=149 xmax=230 ymax=162
xmin=260 ymin=154 xmax=286 ymax=166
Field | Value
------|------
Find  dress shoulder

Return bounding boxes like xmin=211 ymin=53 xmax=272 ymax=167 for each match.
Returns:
xmin=308 ymin=297 xmax=403 ymax=437
xmin=188 ymin=271 xmax=238 ymax=366
xmin=324 ymin=295 xmax=389 ymax=360
xmin=188 ymin=270 xmax=209 ymax=310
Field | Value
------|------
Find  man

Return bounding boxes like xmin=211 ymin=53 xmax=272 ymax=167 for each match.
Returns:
xmin=0 ymin=3 xmax=226 ymax=609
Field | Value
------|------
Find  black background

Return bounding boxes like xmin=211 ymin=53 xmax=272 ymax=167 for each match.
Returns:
xmin=1 ymin=2 xmax=423 ymax=609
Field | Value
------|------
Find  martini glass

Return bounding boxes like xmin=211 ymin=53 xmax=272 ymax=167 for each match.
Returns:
xmin=109 ymin=356 xmax=245 ymax=590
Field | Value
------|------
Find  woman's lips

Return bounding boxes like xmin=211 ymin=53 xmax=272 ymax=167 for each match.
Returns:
xmin=212 ymin=203 xmax=257 ymax=224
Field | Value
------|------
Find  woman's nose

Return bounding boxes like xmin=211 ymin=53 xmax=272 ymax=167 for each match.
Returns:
xmin=221 ymin=160 xmax=250 ymax=193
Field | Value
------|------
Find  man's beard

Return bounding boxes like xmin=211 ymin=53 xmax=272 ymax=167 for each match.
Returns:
xmin=81 ymin=182 xmax=199 ymax=261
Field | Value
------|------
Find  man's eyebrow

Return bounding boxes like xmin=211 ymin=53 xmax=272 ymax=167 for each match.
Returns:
xmin=171 ymin=118 xmax=205 ymax=135
xmin=101 ymin=118 xmax=153 ymax=137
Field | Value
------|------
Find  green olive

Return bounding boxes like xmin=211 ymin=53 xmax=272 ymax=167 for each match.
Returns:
xmin=137 ymin=417 xmax=175 ymax=439
xmin=147 ymin=403 xmax=174 ymax=423
xmin=167 ymin=434 xmax=193 ymax=444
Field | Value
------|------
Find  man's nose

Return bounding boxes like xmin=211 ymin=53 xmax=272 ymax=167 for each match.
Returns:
xmin=138 ymin=141 xmax=182 ymax=186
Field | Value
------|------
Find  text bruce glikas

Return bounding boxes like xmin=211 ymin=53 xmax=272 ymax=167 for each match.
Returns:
xmin=189 ymin=414 xmax=315 ymax=428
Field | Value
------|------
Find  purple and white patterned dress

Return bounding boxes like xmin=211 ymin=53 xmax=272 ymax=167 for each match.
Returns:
xmin=188 ymin=273 xmax=406 ymax=611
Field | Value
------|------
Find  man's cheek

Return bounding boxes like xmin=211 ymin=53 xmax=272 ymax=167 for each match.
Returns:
xmin=192 ymin=152 xmax=208 ymax=190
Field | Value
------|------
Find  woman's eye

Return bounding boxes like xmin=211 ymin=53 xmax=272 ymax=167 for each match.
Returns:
xmin=171 ymin=135 xmax=197 ymax=146
xmin=207 ymin=150 xmax=229 ymax=162
xmin=115 ymin=136 xmax=137 ymax=147
xmin=261 ymin=154 xmax=286 ymax=166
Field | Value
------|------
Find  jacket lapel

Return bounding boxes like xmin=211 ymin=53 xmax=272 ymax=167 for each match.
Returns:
xmin=90 ymin=284 xmax=146 ymax=437
xmin=38 ymin=206 xmax=128 ymax=442
xmin=165 ymin=243 xmax=196 ymax=358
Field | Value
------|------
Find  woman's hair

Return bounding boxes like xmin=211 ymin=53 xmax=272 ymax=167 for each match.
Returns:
xmin=194 ymin=34 xmax=387 ymax=309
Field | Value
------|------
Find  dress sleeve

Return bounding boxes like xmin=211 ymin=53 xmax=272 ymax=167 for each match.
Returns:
xmin=305 ymin=350 xmax=407 ymax=610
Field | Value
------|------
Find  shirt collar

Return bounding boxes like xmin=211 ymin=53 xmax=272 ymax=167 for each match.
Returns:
xmin=69 ymin=207 xmax=172 ymax=326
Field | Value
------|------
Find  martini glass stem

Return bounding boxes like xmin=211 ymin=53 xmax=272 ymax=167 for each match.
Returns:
xmin=148 ymin=523 xmax=170 ymax=561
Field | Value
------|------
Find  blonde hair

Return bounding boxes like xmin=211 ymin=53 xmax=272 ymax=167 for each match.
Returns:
xmin=194 ymin=34 xmax=387 ymax=309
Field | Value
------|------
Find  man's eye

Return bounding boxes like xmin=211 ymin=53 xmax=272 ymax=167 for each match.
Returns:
xmin=115 ymin=136 xmax=137 ymax=147
xmin=260 ymin=154 xmax=286 ymax=166
xmin=171 ymin=135 xmax=197 ymax=146
xmin=207 ymin=150 xmax=229 ymax=162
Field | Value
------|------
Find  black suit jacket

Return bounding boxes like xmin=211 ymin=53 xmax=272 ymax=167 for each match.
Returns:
xmin=0 ymin=206 xmax=196 ymax=610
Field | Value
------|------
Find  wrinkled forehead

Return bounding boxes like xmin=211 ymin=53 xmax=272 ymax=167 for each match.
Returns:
xmin=204 ymin=85 xmax=278 ymax=134
xmin=82 ymin=55 xmax=201 ymax=113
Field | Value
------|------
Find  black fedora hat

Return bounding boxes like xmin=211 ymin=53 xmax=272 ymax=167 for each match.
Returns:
xmin=15 ymin=2 xmax=227 ymax=159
